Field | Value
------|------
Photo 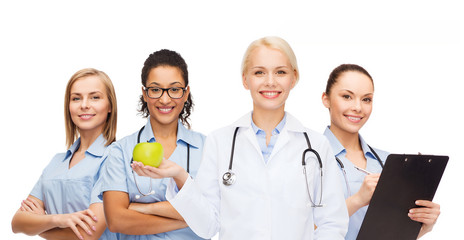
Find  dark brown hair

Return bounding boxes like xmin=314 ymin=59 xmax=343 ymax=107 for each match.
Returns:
xmin=325 ymin=64 xmax=373 ymax=95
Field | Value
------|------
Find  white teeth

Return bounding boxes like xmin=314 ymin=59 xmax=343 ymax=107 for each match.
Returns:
xmin=159 ymin=107 xmax=173 ymax=113
xmin=348 ymin=116 xmax=361 ymax=121
xmin=262 ymin=92 xmax=278 ymax=96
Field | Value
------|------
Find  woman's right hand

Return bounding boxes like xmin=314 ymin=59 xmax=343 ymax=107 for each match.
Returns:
xmin=132 ymin=159 xmax=190 ymax=189
xmin=20 ymin=197 xmax=45 ymax=215
xmin=132 ymin=159 xmax=186 ymax=179
xmin=51 ymin=209 xmax=97 ymax=239
xmin=353 ymin=173 xmax=380 ymax=207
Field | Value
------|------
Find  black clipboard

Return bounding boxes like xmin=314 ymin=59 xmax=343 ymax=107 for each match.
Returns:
xmin=356 ymin=154 xmax=448 ymax=240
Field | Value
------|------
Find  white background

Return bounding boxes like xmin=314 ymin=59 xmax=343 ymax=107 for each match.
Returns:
xmin=1 ymin=0 xmax=462 ymax=239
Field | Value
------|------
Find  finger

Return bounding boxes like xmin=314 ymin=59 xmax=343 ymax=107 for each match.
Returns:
xmin=69 ymin=224 xmax=84 ymax=240
xmin=73 ymin=214 xmax=94 ymax=235
xmin=78 ymin=211 xmax=97 ymax=230
xmin=28 ymin=197 xmax=41 ymax=208
xmin=408 ymin=214 xmax=436 ymax=225
xmin=21 ymin=201 xmax=33 ymax=212
xmin=410 ymin=207 xmax=439 ymax=215
xmin=83 ymin=209 xmax=98 ymax=222
xmin=415 ymin=200 xmax=439 ymax=208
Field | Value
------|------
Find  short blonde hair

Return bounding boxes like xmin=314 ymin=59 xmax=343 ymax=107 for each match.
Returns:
xmin=64 ymin=68 xmax=118 ymax=148
xmin=241 ymin=36 xmax=299 ymax=82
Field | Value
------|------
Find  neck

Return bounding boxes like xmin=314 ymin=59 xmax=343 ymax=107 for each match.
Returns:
xmin=150 ymin=117 xmax=178 ymax=140
xmin=329 ymin=125 xmax=361 ymax=152
xmin=77 ymin=129 xmax=102 ymax=152
xmin=252 ymin=106 xmax=285 ymax=134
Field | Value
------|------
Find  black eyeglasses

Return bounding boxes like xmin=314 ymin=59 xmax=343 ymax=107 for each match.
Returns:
xmin=144 ymin=87 xmax=187 ymax=99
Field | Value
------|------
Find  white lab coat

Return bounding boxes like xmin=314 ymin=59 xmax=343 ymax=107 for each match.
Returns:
xmin=168 ymin=112 xmax=348 ymax=240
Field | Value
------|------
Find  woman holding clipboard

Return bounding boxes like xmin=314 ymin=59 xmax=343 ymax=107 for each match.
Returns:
xmin=321 ymin=64 xmax=440 ymax=239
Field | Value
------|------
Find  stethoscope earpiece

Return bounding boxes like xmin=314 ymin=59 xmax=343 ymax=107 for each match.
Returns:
xmin=222 ymin=171 xmax=236 ymax=186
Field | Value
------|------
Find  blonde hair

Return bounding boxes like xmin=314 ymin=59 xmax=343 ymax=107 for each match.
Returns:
xmin=64 ymin=68 xmax=118 ymax=148
xmin=241 ymin=36 xmax=299 ymax=82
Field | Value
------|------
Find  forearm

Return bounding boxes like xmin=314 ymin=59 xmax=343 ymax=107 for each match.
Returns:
xmin=107 ymin=208 xmax=186 ymax=235
xmin=11 ymin=210 xmax=57 ymax=236
xmin=173 ymin=171 xmax=189 ymax=190
xmin=130 ymin=201 xmax=184 ymax=220
xmin=39 ymin=228 xmax=81 ymax=240
xmin=345 ymin=195 xmax=365 ymax=217
xmin=104 ymin=191 xmax=187 ymax=235
xmin=39 ymin=203 xmax=107 ymax=240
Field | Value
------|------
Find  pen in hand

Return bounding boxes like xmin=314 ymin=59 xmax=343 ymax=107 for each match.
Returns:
xmin=354 ymin=166 xmax=372 ymax=175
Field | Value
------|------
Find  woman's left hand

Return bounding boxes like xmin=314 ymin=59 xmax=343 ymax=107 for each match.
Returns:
xmin=408 ymin=200 xmax=440 ymax=236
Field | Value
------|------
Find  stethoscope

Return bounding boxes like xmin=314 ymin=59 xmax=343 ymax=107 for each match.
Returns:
xmin=222 ymin=127 xmax=324 ymax=208
xmin=335 ymin=145 xmax=383 ymax=196
xmin=131 ymin=126 xmax=190 ymax=199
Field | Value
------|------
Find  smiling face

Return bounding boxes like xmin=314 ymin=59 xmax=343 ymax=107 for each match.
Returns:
xmin=69 ymin=76 xmax=111 ymax=135
xmin=142 ymin=65 xmax=190 ymax=128
xmin=242 ymin=46 xmax=297 ymax=113
xmin=322 ymin=71 xmax=374 ymax=136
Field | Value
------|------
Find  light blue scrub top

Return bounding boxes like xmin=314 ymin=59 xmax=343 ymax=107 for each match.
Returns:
xmin=250 ymin=113 xmax=286 ymax=163
xmin=323 ymin=126 xmax=389 ymax=240
xmin=98 ymin=119 xmax=207 ymax=240
xmin=30 ymin=134 xmax=118 ymax=240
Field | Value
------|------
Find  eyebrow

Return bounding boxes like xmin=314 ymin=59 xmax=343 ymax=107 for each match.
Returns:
xmin=341 ymin=89 xmax=373 ymax=96
xmin=70 ymin=91 xmax=103 ymax=95
xmin=250 ymin=65 xmax=290 ymax=70
xmin=147 ymin=81 xmax=184 ymax=86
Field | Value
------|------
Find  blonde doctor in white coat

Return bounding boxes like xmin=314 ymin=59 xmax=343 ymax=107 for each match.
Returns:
xmin=131 ymin=36 xmax=349 ymax=240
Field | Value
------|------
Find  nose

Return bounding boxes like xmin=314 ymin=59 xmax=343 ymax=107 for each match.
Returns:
xmin=158 ymin=90 xmax=171 ymax=104
xmin=352 ymin=99 xmax=361 ymax=112
xmin=81 ymin=97 xmax=90 ymax=109
xmin=264 ymin=74 xmax=277 ymax=87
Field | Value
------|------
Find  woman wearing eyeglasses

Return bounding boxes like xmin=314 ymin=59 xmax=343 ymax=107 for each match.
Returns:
xmin=11 ymin=68 xmax=118 ymax=240
xmin=321 ymin=64 xmax=440 ymax=239
xmin=131 ymin=36 xmax=348 ymax=239
xmin=99 ymin=49 xmax=207 ymax=240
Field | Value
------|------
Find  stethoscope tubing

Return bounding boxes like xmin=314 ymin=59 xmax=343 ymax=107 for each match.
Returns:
xmin=222 ymin=127 xmax=324 ymax=207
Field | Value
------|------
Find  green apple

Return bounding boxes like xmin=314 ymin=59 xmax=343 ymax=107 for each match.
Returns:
xmin=132 ymin=142 xmax=164 ymax=167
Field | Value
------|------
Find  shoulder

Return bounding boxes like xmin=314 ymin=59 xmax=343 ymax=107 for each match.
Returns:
xmin=185 ymin=128 xmax=206 ymax=148
xmin=369 ymin=146 xmax=390 ymax=163
xmin=112 ymin=130 xmax=139 ymax=148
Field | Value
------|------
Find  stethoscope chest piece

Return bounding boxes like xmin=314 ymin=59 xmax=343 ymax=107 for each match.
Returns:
xmin=222 ymin=170 xmax=236 ymax=186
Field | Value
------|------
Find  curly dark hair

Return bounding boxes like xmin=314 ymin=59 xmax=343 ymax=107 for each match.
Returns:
xmin=138 ymin=49 xmax=193 ymax=128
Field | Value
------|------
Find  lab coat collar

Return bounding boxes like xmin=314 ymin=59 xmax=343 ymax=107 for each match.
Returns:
xmin=141 ymin=119 xmax=202 ymax=149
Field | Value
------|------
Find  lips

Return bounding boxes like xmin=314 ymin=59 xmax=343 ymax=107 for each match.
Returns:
xmin=78 ymin=114 xmax=96 ymax=120
xmin=260 ymin=91 xmax=281 ymax=99
xmin=345 ymin=115 xmax=362 ymax=123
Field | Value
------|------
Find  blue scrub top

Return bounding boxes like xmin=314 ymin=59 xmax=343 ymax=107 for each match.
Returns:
xmin=99 ymin=119 xmax=207 ymax=240
xmin=30 ymin=134 xmax=118 ymax=240
xmin=323 ymin=126 xmax=389 ymax=240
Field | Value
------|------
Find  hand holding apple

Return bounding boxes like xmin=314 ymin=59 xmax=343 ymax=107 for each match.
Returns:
xmin=132 ymin=142 xmax=164 ymax=167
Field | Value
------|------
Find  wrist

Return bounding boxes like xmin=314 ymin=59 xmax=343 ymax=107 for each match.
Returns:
xmin=348 ymin=193 xmax=366 ymax=210
xmin=173 ymin=170 xmax=189 ymax=190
